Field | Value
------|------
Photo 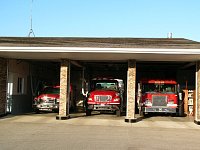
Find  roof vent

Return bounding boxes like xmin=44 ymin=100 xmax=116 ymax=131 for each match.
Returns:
xmin=167 ymin=32 xmax=172 ymax=38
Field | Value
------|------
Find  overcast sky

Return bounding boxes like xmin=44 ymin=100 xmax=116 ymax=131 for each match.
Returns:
xmin=0 ymin=0 xmax=200 ymax=41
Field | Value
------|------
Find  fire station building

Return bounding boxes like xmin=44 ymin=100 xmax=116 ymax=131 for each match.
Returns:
xmin=0 ymin=37 xmax=200 ymax=124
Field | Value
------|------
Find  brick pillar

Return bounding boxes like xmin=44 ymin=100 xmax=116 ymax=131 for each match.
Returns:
xmin=125 ymin=60 xmax=137 ymax=123
xmin=0 ymin=58 xmax=7 ymax=116
xmin=195 ymin=61 xmax=200 ymax=124
xmin=56 ymin=60 xmax=70 ymax=120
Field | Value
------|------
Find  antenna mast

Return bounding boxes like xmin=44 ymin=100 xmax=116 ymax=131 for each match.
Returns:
xmin=28 ymin=0 xmax=35 ymax=37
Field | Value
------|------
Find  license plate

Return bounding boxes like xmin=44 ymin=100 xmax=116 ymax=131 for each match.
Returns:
xmin=100 ymin=104 xmax=105 ymax=106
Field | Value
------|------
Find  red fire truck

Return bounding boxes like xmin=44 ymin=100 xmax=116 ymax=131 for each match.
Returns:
xmin=85 ymin=78 xmax=124 ymax=116
xmin=137 ymin=79 xmax=183 ymax=116
xmin=33 ymin=84 xmax=73 ymax=113
xmin=33 ymin=85 xmax=60 ymax=113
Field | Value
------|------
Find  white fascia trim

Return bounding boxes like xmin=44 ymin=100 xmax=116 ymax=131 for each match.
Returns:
xmin=0 ymin=47 xmax=200 ymax=54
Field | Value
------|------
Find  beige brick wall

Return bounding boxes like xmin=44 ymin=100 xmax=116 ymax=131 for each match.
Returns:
xmin=0 ymin=58 xmax=7 ymax=115
xmin=125 ymin=60 xmax=136 ymax=120
xmin=195 ymin=61 xmax=200 ymax=121
xmin=58 ymin=60 xmax=70 ymax=117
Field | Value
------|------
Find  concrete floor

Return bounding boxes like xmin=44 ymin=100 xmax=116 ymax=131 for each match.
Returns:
xmin=0 ymin=113 xmax=200 ymax=150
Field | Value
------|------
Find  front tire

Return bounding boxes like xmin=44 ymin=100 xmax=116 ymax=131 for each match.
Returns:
xmin=116 ymin=110 xmax=121 ymax=117
xmin=35 ymin=109 xmax=40 ymax=114
xmin=86 ymin=109 xmax=92 ymax=116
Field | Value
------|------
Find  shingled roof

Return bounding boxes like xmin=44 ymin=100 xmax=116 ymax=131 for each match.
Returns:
xmin=0 ymin=37 xmax=200 ymax=49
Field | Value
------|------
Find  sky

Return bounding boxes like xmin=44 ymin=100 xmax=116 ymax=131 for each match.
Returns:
xmin=0 ymin=0 xmax=200 ymax=41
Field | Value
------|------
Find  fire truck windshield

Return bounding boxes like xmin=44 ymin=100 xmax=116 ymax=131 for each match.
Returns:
xmin=94 ymin=80 xmax=118 ymax=91
xmin=142 ymin=83 xmax=176 ymax=93
xmin=40 ymin=87 xmax=60 ymax=94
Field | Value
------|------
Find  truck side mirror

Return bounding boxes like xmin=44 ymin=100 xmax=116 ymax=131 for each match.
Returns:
xmin=179 ymin=93 xmax=182 ymax=101
xmin=177 ymin=84 xmax=182 ymax=100
xmin=177 ymin=84 xmax=180 ymax=93
xmin=138 ymin=83 xmax=141 ymax=96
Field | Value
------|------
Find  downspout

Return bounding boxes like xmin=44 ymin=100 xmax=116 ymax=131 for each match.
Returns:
xmin=67 ymin=60 xmax=71 ymax=113
xmin=5 ymin=59 xmax=9 ymax=115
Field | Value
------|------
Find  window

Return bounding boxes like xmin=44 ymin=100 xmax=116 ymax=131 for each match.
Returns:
xmin=17 ymin=77 xmax=24 ymax=94
xmin=94 ymin=80 xmax=118 ymax=91
xmin=40 ymin=86 xmax=60 ymax=94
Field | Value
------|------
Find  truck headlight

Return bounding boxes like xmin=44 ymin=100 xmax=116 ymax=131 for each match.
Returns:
xmin=114 ymin=98 xmax=120 ymax=101
xmin=115 ymin=93 xmax=120 ymax=96
xmin=55 ymin=99 xmax=60 ymax=103
xmin=88 ymin=98 xmax=93 ymax=101
xmin=144 ymin=99 xmax=152 ymax=105
xmin=168 ymin=100 xmax=174 ymax=104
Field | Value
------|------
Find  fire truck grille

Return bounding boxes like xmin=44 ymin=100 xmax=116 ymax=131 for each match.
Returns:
xmin=47 ymin=99 xmax=55 ymax=103
xmin=40 ymin=98 xmax=55 ymax=103
xmin=94 ymin=95 xmax=112 ymax=102
xmin=152 ymin=95 xmax=167 ymax=106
